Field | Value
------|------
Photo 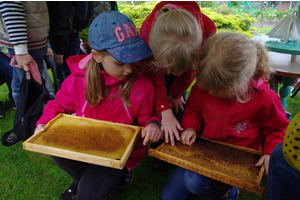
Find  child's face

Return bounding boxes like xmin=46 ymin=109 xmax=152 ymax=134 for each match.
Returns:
xmin=93 ymin=51 xmax=134 ymax=80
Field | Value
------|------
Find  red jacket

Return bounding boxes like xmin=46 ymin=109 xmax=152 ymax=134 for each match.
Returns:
xmin=140 ymin=1 xmax=216 ymax=113
xmin=181 ymin=80 xmax=289 ymax=155
xmin=37 ymin=54 xmax=160 ymax=171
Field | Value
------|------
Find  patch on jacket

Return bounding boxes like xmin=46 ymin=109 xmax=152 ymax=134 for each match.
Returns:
xmin=233 ymin=121 xmax=248 ymax=134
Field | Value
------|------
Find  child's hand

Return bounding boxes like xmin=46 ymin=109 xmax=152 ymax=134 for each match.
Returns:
xmin=34 ymin=124 xmax=45 ymax=134
xmin=255 ymin=154 xmax=270 ymax=175
xmin=168 ymin=95 xmax=185 ymax=114
xmin=141 ymin=123 xmax=163 ymax=146
xmin=161 ymin=109 xmax=183 ymax=146
xmin=180 ymin=128 xmax=196 ymax=146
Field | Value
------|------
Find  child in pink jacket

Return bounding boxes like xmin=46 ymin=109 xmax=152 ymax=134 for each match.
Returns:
xmin=35 ymin=11 xmax=161 ymax=200
xmin=161 ymin=32 xmax=289 ymax=200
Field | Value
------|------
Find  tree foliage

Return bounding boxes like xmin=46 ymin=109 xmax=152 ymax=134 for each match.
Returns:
xmin=118 ymin=1 xmax=158 ymax=32
xmin=118 ymin=2 xmax=257 ymax=37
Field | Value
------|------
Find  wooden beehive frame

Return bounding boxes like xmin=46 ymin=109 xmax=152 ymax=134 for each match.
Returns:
xmin=23 ymin=114 xmax=141 ymax=169
xmin=149 ymin=137 xmax=265 ymax=196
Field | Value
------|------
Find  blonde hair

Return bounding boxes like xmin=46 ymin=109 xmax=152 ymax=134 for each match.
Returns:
xmin=85 ymin=51 xmax=136 ymax=107
xmin=149 ymin=4 xmax=202 ymax=75
xmin=196 ymin=32 xmax=272 ymax=103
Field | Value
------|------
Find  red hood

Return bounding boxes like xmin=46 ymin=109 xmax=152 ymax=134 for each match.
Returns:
xmin=140 ymin=1 xmax=216 ymax=45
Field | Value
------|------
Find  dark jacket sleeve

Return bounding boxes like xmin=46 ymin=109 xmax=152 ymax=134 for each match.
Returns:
xmin=47 ymin=1 xmax=77 ymax=55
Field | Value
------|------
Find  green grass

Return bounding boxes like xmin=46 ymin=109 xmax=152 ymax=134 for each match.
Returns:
xmin=1 ymin=73 xmax=300 ymax=199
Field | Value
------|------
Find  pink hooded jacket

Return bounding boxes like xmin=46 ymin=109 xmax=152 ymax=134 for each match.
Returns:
xmin=181 ymin=80 xmax=289 ymax=156
xmin=37 ymin=54 xmax=160 ymax=171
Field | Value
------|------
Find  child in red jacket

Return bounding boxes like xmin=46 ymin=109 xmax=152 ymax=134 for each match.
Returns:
xmin=161 ymin=32 xmax=289 ymax=200
xmin=140 ymin=1 xmax=216 ymax=147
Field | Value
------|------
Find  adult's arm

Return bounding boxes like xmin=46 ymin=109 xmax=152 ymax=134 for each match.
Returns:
xmin=0 ymin=1 xmax=28 ymax=55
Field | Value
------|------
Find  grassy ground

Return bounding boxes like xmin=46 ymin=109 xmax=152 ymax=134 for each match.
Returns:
xmin=1 ymin=70 xmax=299 ymax=199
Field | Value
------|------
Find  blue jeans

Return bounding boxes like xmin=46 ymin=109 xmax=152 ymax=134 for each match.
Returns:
xmin=9 ymin=46 xmax=48 ymax=107
xmin=55 ymin=35 xmax=80 ymax=89
xmin=267 ymin=143 xmax=300 ymax=200
xmin=161 ymin=167 xmax=231 ymax=200
xmin=0 ymin=52 xmax=14 ymax=106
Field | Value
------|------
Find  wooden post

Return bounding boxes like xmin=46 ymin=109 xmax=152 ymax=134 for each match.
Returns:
xmin=278 ymin=1 xmax=282 ymax=12
xmin=296 ymin=3 xmax=300 ymax=41
xmin=261 ymin=2 xmax=268 ymax=12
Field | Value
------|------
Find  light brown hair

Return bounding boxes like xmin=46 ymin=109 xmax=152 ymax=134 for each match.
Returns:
xmin=149 ymin=4 xmax=202 ymax=75
xmin=196 ymin=32 xmax=272 ymax=102
xmin=84 ymin=51 xmax=136 ymax=107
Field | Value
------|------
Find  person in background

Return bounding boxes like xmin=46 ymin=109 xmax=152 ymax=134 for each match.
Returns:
xmin=35 ymin=11 xmax=162 ymax=200
xmin=42 ymin=46 xmax=55 ymax=96
xmin=47 ymin=1 xmax=117 ymax=90
xmin=79 ymin=1 xmax=118 ymax=55
xmin=0 ymin=1 xmax=50 ymax=142
xmin=43 ymin=45 xmax=58 ymax=92
xmin=161 ymin=32 xmax=289 ymax=200
xmin=267 ymin=112 xmax=300 ymax=200
xmin=0 ymin=51 xmax=16 ymax=118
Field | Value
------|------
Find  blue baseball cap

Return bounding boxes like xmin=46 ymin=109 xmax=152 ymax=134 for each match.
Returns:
xmin=89 ymin=11 xmax=152 ymax=64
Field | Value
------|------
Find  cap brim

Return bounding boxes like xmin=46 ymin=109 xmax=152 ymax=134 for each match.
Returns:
xmin=107 ymin=38 xmax=152 ymax=64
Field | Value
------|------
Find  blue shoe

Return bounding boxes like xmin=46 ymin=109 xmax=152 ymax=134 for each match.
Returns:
xmin=221 ymin=187 xmax=239 ymax=200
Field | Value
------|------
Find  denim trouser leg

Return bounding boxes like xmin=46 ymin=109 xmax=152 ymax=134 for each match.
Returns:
xmin=9 ymin=46 xmax=48 ymax=107
xmin=55 ymin=35 xmax=80 ymax=89
xmin=162 ymin=167 xmax=192 ymax=200
xmin=162 ymin=167 xmax=230 ymax=200
xmin=267 ymin=143 xmax=300 ymax=200
xmin=0 ymin=52 xmax=14 ymax=105
xmin=11 ymin=67 xmax=23 ymax=107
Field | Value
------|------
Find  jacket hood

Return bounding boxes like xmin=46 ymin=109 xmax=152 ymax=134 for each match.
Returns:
xmin=140 ymin=1 xmax=216 ymax=45
xmin=250 ymin=78 xmax=269 ymax=91
xmin=66 ymin=54 xmax=87 ymax=76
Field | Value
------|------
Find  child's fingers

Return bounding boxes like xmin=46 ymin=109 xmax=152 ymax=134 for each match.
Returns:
xmin=189 ymin=134 xmax=197 ymax=146
xmin=34 ymin=124 xmax=45 ymax=134
xmin=176 ymin=123 xmax=184 ymax=132
xmin=169 ymin=131 xmax=177 ymax=146
xmin=141 ymin=129 xmax=146 ymax=138
xmin=143 ymin=133 xmax=150 ymax=146
xmin=255 ymin=158 xmax=263 ymax=167
xmin=171 ymin=127 xmax=180 ymax=141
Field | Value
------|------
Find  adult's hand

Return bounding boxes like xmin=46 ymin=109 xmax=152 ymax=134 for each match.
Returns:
xmin=46 ymin=47 xmax=53 ymax=56
xmin=161 ymin=109 xmax=183 ymax=146
xmin=54 ymin=53 xmax=64 ymax=65
xmin=16 ymin=53 xmax=31 ymax=72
